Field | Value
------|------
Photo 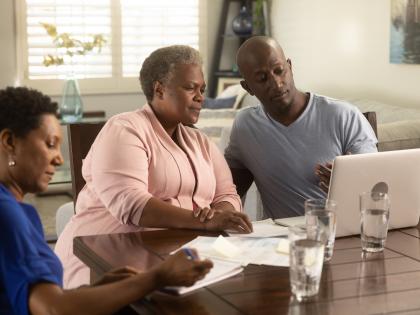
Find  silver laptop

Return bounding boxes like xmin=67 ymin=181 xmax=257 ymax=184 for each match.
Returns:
xmin=328 ymin=149 xmax=420 ymax=237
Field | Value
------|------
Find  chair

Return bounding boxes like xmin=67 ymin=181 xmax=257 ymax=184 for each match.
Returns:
xmin=55 ymin=201 xmax=75 ymax=237
xmin=363 ymin=111 xmax=378 ymax=138
xmin=68 ymin=121 xmax=106 ymax=207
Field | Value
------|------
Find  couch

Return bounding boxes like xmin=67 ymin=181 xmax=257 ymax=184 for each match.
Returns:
xmin=198 ymin=84 xmax=420 ymax=153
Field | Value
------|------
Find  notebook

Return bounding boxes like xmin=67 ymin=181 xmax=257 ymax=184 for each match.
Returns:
xmin=328 ymin=149 xmax=420 ymax=237
xmin=161 ymin=259 xmax=243 ymax=295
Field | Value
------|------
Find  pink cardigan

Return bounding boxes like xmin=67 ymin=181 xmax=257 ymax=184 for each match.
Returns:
xmin=55 ymin=104 xmax=241 ymax=288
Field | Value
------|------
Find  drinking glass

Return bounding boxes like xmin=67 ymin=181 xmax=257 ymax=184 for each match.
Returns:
xmin=288 ymin=225 xmax=325 ymax=302
xmin=360 ymin=191 xmax=390 ymax=252
xmin=305 ymin=199 xmax=337 ymax=261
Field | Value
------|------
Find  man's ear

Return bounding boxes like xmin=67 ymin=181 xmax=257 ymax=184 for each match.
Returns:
xmin=153 ymin=81 xmax=165 ymax=100
xmin=0 ymin=129 xmax=16 ymax=154
xmin=287 ymin=58 xmax=292 ymax=70
xmin=240 ymin=80 xmax=254 ymax=96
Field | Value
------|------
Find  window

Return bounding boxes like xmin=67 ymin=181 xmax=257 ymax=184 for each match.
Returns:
xmin=16 ymin=0 xmax=206 ymax=95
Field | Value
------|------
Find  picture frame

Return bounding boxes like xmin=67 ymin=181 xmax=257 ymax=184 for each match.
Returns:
xmin=216 ymin=77 xmax=242 ymax=95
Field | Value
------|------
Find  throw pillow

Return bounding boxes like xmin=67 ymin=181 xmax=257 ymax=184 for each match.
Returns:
xmin=203 ymin=96 xmax=236 ymax=109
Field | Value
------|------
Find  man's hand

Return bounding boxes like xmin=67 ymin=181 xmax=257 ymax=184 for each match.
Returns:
xmin=153 ymin=249 xmax=213 ymax=287
xmin=204 ymin=209 xmax=253 ymax=233
xmin=315 ymin=162 xmax=332 ymax=194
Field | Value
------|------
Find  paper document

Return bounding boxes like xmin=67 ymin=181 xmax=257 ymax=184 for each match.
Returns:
xmin=212 ymin=235 xmax=242 ymax=258
xmin=274 ymin=216 xmax=305 ymax=227
xmin=228 ymin=218 xmax=289 ymax=238
xmin=177 ymin=236 xmax=289 ymax=267
xmin=162 ymin=259 xmax=243 ymax=295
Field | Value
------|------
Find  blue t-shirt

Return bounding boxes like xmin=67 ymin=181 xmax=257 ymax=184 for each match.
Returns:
xmin=225 ymin=93 xmax=378 ymax=218
xmin=0 ymin=184 xmax=63 ymax=315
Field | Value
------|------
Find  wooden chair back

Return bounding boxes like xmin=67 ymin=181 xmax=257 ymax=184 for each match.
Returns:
xmin=362 ymin=111 xmax=378 ymax=138
xmin=68 ymin=121 xmax=105 ymax=206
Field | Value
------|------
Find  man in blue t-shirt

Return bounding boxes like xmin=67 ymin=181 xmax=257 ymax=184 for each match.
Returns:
xmin=225 ymin=36 xmax=377 ymax=218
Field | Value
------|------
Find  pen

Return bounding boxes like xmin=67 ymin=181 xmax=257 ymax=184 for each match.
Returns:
xmin=183 ymin=247 xmax=198 ymax=260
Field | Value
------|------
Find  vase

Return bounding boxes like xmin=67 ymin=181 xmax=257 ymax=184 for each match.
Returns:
xmin=232 ymin=5 xmax=253 ymax=36
xmin=60 ymin=73 xmax=83 ymax=123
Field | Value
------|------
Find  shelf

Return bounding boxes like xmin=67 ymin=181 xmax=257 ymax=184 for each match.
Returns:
xmin=221 ymin=34 xmax=252 ymax=39
xmin=208 ymin=0 xmax=270 ymax=97
xmin=214 ymin=71 xmax=242 ymax=78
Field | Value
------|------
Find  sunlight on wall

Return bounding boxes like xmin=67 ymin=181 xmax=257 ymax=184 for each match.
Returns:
xmin=335 ymin=23 xmax=362 ymax=55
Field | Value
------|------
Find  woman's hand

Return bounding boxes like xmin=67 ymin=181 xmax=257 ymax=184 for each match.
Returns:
xmin=193 ymin=207 xmax=215 ymax=222
xmin=153 ymin=249 xmax=213 ymax=287
xmin=204 ymin=209 xmax=253 ymax=233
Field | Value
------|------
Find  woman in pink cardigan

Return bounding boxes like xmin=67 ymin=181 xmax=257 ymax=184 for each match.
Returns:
xmin=55 ymin=45 xmax=252 ymax=288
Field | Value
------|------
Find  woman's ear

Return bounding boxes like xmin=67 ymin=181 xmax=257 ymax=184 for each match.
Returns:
xmin=0 ymin=129 xmax=16 ymax=153
xmin=153 ymin=81 xmax=165 ymax=100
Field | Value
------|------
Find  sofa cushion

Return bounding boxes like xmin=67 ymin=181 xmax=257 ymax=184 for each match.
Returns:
xmin=350 ymin=99 xmax=420 ymax=124
xmin=203 ymin=96 xmax=236 ymax=109
xmin=378 ymin=119 xmax=420 ymax=151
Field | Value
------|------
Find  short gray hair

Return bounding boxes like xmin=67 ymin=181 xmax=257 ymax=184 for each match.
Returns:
xmin=139 ymin=45 xmax=202 ymax=103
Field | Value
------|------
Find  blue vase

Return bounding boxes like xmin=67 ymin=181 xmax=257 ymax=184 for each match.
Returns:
xmin=232 ymin=5 xmax=253 ymax=36
xmin=60 ymin=73 xmax=83 ymax=123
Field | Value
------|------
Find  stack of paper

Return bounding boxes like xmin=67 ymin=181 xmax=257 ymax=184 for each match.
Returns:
xmin=162 ymin=259 xmax=243 ymax=295
xmin=227 ymin=218 xmax=289 ymax=238
xmin=178 ymin=235 xmax=289 ymax=267
xmin=274 ymin=216 xmax=305 ymax=227
xmin=164 ymin=219 xmax=294 ymax=295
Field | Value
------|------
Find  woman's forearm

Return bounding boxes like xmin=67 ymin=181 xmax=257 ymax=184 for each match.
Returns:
xmin=212 ymin=201 xmax=236 ymax=212
xmin=139 ymin=197 xmax=206 ymax=229
xmin=30 ymin=271 xmax=159 ymax=315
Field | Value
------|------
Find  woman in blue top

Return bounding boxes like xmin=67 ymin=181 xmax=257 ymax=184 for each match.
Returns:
xmin=0 ymin=87 xmax=213 ymax=315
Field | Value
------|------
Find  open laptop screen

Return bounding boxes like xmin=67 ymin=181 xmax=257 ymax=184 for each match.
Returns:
xmin=328 ymin=149 xmax=420 ymax=237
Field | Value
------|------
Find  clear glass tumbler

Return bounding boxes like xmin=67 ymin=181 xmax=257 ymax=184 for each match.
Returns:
xmin=288 ymin=225 xmax=325 ymax=302
xmin=305 ymin=199 xmax=337 ymax=261
xmin=360 ymin=191 xmax=390 ymax=252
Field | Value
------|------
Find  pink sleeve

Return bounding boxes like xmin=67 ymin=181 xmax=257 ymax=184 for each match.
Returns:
xmin=209 ymin=141 xmax=243 ymax=212
xmin=89 ymin=118 xmax=153 ymax=225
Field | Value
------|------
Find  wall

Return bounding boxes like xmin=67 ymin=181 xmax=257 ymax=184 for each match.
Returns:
xmin=271 ymin=0 xmax=420 ymax=109
xmin=0 ymin=0 xmax=16 ymax=89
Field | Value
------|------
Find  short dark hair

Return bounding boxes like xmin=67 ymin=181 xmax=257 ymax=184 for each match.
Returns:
xmin=139 ymin=45 xmax=202 ymax=103
xmin=0 ymin=86 xmax=58 ymax=137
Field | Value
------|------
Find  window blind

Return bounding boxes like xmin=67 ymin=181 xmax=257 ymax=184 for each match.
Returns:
xmin=120 ymin=0 xmax=199 ymax=77
xmin=25 ymin=0 xmax=112 ymax=79
xmin=23 ymin=0 xmax=200 ymax=81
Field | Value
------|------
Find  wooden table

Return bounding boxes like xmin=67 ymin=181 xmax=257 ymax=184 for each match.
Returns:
xmin=74 ymin=227 xmax=420 ymax=315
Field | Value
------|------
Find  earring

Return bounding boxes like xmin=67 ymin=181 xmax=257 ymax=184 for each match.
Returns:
xmin=8 ymin=158 xmax=16 ymax=167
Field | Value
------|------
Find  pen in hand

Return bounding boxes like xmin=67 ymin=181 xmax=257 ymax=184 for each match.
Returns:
xmin=183 ymin=247 xmax=198 ymax=261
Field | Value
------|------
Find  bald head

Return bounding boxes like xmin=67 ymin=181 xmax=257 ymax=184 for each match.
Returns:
xmin=236 ymin=36 xmax=286 ymax=74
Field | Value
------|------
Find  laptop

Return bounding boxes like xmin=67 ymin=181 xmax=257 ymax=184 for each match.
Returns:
xmin=328 ymin=149 xmax=420 ymax=237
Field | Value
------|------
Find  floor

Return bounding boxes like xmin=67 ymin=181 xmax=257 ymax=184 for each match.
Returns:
xmin=24 ymin=189 xmax=73 ymax=238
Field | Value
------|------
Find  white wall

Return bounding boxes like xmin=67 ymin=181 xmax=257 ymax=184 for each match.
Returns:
xmin=271 ymin=0 xmax=420 ymax=108
xmin=0 ymin=0 xmax=16 ymax=88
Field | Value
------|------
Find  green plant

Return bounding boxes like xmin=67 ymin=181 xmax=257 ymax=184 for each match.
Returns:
xmin=40 ymin=22 xmax=107 ymax=67
xmin=253 ymin=0 xmax=266 ymax=35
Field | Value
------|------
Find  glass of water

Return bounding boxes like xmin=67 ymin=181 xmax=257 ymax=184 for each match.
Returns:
xmin=360 ymin=191 xmax=390 ymax=252
xmin=305 ymin=199 xmax=337 ymax=261
xmin=288 ymin=225 xmax=325 ymax=302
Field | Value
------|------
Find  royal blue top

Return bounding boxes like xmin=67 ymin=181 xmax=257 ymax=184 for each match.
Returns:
xmin=0 ymin=184 xmax=63 ymax=315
